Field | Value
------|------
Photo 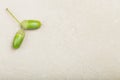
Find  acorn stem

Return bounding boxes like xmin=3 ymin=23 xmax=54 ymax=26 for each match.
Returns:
xmin=6 ymin=8 xmax=21 ymax=24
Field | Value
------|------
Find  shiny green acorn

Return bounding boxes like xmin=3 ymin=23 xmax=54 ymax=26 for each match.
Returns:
xmin=21 ymin=20 xmax=41 ymax=30
xmin=6 ymin=8 xmax=42 ymax=30
xmin=13 ymin=29 xmax=25 ymax=49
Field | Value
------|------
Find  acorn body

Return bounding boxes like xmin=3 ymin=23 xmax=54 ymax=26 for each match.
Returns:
xmin=13 ymin=29 xmax=25 ymax=49
xmin=21 ymin=20 xmax=41 ymax=30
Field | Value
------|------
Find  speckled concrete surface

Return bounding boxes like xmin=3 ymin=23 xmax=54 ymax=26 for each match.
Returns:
xmin=0 ymin=0 xmax=120 ymax=80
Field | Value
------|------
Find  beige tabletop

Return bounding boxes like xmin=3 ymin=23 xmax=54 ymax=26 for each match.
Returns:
xmin=0 ymin=0 xmax=120 ymax=80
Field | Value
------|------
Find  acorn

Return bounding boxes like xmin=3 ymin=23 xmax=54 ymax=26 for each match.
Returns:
xmin=21 ymin=20 xmax=41 ymax=30
xmin=6 ymin=8 xmax=42 ymax=30
xmin=13 ymin=29 xmax=25 ymax=49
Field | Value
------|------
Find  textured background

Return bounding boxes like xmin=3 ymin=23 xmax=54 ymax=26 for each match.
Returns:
xmin=0 ymin=0 xmax=120 ymax=80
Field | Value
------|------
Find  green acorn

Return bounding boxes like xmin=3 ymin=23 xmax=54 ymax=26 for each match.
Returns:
xmin=13 ymin=29 xmax=25 ymax=49
xmin=6 ymin=8 xmax=42 ymax=30
xmin=21 ymin=20 xmax=41 ymax=30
